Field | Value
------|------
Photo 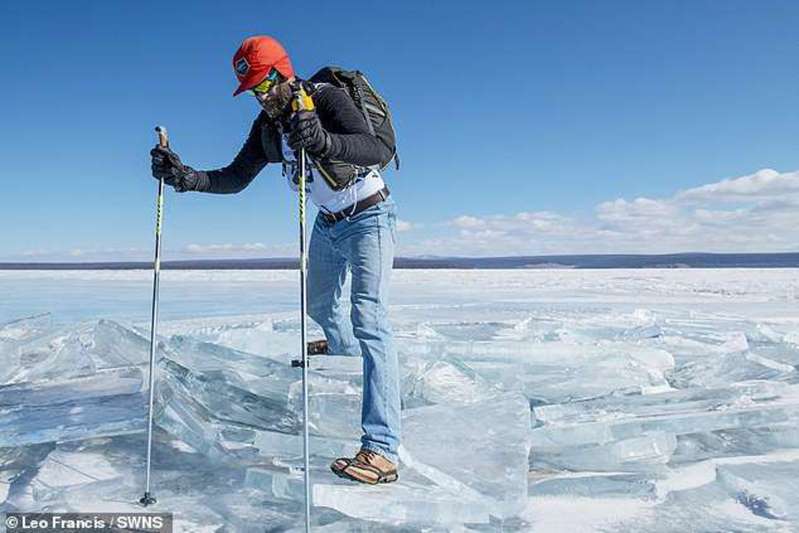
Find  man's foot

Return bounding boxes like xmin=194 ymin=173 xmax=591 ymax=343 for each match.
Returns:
xmin=307 ymin=339 xmax=328 ymax=356
xmin=330 ymin=448 xmax=398 ymax=485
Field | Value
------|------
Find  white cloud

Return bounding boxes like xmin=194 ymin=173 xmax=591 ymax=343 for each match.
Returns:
xmin=396 ymin=219 xmax=414 ymax=232
xmin=596 ymin=197 xmax=677 ymax=223
xmin=15 ymin=247 xmax=148 ymax=262
xmin=185 ymin=243 xmax=264 ymax=253
xmin=180 ymin=242 xmax=295 ymax=257
xmin=452 ymin=215 xmax=486 ymax=229
xmin=676 ymin=169 xmax=799 ymax=202
xmin=396 ymin=168 xmax=799 ymax=256
xmin=7 ymin=243 xmax=294 ymax=262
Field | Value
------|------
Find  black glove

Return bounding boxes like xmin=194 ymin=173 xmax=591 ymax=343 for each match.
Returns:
xmin=150 ymin=146 xmax=202 ymax=192
xmin=288 ymin=110 xmax=331 ymax=157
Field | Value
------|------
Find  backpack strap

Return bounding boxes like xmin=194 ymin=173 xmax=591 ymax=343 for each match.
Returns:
xmin=353 ymin=82 xmax=377 ymax=136
xmin=308 ymin=81 xmax=332 ymax=94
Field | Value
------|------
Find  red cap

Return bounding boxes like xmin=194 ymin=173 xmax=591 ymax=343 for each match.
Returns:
xmin=231 ymin=36 xmax=294 ymax=96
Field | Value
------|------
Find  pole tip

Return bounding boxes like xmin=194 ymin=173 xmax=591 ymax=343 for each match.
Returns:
xmin=139 ymin=492 xmax=157 ymax=506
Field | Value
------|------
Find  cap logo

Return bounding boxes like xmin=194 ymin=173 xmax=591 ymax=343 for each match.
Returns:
xmin=234 ymin=57 xmax=250 ymax=78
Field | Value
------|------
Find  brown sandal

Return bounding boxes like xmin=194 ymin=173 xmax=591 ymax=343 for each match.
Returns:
xmin=330 ymin=449 xmax=398 ymax=485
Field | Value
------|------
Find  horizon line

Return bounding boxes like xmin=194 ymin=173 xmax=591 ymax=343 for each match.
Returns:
xmin=2 ymin=251 xmax=799 ymax=271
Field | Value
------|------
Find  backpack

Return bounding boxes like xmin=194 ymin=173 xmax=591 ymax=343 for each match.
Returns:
xmin=309 ymin=66 xmax=400 ymax=172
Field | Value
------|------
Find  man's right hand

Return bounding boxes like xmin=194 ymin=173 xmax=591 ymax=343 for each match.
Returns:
xmin=150 ymin=146 xmax=202 ymax=192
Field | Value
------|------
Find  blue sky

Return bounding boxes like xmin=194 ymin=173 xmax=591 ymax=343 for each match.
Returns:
xmin=2 ymin=0 xmax=799 ymax=260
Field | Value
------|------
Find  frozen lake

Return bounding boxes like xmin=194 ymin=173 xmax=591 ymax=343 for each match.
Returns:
xmin=2 ymin=268 xmax=799 ymax=532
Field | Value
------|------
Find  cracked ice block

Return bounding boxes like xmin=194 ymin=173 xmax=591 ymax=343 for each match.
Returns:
xmin=29 ymin=448 xmax=122 ymax=502
xmin=0 ymin=313 xmax=53 ymax=343
xmin=88 ymin=319 xmax=154 ymax=367
xmin=160 ymin=358 xmax=298 ymax=433
xmin=528 ymin=471 xmax=657 ymax=499
xmin=244 ymin=464 xmax=305 ymax=501
xmin=670 ymin=351 xmax=795 ymax=389
xmin=156 ymin=357 xmax=305 ymax=464
xmin=8 ymin=320 xmax=161 ymax=385
xmin=458 ymin=341 xmax=674 ymax=403
xmin=175 ymin=317 xmax=292 ymax=356
xmin=0 ymin=340 xmax=18 ymax=385
xmin=716 ymin=461 xmax=799 ymax=521
xmin=156 ymin=381 xmax=237 ymax=463
xmin=402 ymin=355 xmax=505 ymax=408
xmin=531 ymin=381 xmax=799 ymax=449
xmin=287 ymin=376 xmax=361 ymax=438
xmin=167 ymin=335 xmax=298 ymax=385
xmin=531 ymin=432 xmax=677 ymax=472
xmin=283 ymin=356 xmax=365 ymax=439
xmin=401 ymin=393 xmax=531 ymax=517
xmin=157 ymin=355 xmax=361 ymax=465
xmin=0 ymin=366 xmax=143 ymax=409
xmin=10 ymin=328 xmax=96 ymax=384
xmin=1 ymin=314 xmax=53 ymax=384
xmin=251 ymin=431 xmax=355 ymax=459
xmin=672 ymin=424 xmax=799 ymax=464
xmin=0 ymin=367 xmax=147 ymax=447
xmin=312 ymin=481 xmax=491 ymax=525
xmin=0 ymin=444 xmax=54 ymax=506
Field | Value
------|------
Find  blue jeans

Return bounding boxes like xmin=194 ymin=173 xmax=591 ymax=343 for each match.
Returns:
xmin=307 ymin=197 xmax=401 ymax=463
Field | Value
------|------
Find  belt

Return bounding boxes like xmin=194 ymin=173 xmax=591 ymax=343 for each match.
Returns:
xmin=321 ymin=186 xmax=390 ymax=224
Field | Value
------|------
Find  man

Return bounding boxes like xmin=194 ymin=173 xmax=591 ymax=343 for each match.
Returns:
xmin=150 ymin=35 xmax=400 ymax=485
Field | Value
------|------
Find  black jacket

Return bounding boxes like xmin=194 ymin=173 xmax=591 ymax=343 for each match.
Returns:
xmin=194 ymin=85 xmax=392 ymax=194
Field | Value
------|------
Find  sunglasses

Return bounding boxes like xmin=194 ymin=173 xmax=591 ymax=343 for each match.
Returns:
xmin=251 ymin=69 xmax=282 ymax=98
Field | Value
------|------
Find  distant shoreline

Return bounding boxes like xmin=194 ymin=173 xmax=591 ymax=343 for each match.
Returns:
xmin=2 ymin=252 xmax=799 ymax=270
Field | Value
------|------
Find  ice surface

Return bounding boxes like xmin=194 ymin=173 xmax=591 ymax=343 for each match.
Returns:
xmin=0 ymin=314 xmax=53 ymax=382
xmin=532 ymin=432 xmax=677 ymax=473
xmin=716 ymin=460 xmax=799 ymax=521
xmin=0 ymin=313 xmax=53 ymax=342
xmin=312 ymin=481 xmax=492 ymax=525
xmin=528 ymin=471 xmax=657 ymax=500
xmin=29 ymin=447 xmax=121 ymax=502
xmin=672 ymin=423 xmax=799 ymax=464
xmin=89 ymin=319 xmax=154 ymax=367
xmin=3 ymin=268 xmax=799 ymax=530
xmin=0 ymin=367 xmax=146 ymax=447
xmin=286 ymin=374 xmax=361 ymax=438
xmin=3 ymin=319 xmax=158 ymax=385
xmin=155 ymin=357 xmax=300 ymax=464
xmin=400 ymin=393 xmax=531 ymax=517
xmin=433 ymin=341 xmax=676 ymax=403
xmin=5 ymin=433 xmax=300 ymax=531
xmin=401 ymin=355 xmax=506 ymax=408
xmin=244 ymin=463 xmax=306 ymax=502
xmin=166 ymin=334 xmax=298 ymax=392
xmin=7 ymin=327 xmax=96 ymax=384
xmin=0 ymin=444 xmax=54 ymax=508
xmin=530 ymin=381 xmax=799 ymax=469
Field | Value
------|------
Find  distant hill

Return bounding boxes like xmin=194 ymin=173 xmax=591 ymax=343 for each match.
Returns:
xmin=2 ymin=252 xmax=799 ymax=270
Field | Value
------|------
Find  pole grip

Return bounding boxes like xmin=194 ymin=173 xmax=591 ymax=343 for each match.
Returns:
xmin=155 ymin=126 xmax=169 ymax=148
xmin=291 ymin=85 xmax=315 ymax=113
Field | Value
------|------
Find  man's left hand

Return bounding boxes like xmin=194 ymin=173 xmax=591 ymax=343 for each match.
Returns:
xmin=288 ymin=110 xmax=330 ymax=157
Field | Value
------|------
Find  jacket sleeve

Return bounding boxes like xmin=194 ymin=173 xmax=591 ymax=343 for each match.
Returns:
xmin=195 ymin=116 xmax=269 ymax=194
xmin=315 ymin=87 xmax=393 ymax=167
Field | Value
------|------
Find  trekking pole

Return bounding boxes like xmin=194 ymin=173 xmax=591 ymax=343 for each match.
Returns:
xmin=140 ymin=125 xmax=168 ymax=507
xmin=290 ymin=87 xmax=315 ymax=533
